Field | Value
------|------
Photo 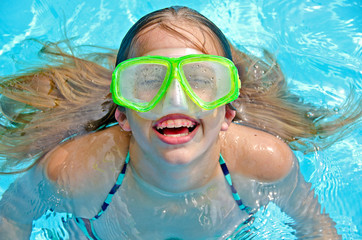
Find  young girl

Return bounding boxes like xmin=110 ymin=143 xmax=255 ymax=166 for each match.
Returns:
xmin=0 ymin=6 xmax=357 ymax=239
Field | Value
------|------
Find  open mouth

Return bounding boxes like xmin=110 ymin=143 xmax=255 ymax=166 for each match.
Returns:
xmin=153 ymin=118 xmax=199 ymax=137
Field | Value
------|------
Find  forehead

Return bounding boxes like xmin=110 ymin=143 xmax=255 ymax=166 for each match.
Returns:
xmin=131 ymin=24 xmax=225 ymax=57
xmin=144 ymin=48 xmax=203 ymax=57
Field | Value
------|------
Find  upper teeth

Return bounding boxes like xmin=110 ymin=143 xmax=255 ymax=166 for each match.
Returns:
xmin=156 ymin=119 xmax=196 ymax=130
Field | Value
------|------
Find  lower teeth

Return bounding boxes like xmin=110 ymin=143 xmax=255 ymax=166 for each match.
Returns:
xmin=163 ymin=133 xmax=189 ymax=137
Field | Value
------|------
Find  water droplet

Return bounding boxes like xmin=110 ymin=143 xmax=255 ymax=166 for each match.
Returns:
xmin=307 ymin=112 xmax=314 ymax=118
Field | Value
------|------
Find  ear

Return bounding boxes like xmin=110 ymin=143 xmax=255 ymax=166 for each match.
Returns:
xmin=221 ymin=105 xmax=236 ymax=131
xmin=115 ymin=108 xmax=131 ymax=131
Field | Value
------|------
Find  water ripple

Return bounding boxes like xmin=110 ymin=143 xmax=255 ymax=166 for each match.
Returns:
xmin=1 ymin=0 xmax=361 ymax=239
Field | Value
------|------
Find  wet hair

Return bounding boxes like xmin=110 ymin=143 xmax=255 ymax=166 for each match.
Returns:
xmin=115 ymin=6 xmax=232 ymax=65
xmin=0 ymin=6 xmax=360 ymax=173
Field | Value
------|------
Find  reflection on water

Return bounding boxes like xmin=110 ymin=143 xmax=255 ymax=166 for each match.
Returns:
xmin=229 ymin=204 xmax=297 ymax=240
xmin=1 ymin=0 xmax=361 ymax=239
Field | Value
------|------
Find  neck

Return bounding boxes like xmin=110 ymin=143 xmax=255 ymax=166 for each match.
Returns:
xmin=128 ymin=139 xmax=222 ymax=193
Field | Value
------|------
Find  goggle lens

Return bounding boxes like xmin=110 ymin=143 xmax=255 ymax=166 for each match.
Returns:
xmin=117 ymin=63 xmax=168 ymax=103
xmin=182 ymin=61 xmax=232 ymax=103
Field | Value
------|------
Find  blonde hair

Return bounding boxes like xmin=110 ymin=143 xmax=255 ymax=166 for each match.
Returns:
xmin=0 ymin=41 xmax=117 ymax=173
xmin=229 ymin=45 xmax=361 ymax=150
xmin=0 ymin=7 xmax=360 ymax=174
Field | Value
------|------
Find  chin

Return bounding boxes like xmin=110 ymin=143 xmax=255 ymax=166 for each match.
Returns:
xmin=160 ymin=148 xmax=198 ymax=165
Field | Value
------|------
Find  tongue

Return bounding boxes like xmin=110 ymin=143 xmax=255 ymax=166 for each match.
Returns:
xmin=163 ymin=127 xmax=189 ymax=135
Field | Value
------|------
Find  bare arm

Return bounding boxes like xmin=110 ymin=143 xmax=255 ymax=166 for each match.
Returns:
xmin=0 ymin=126 xmax=130 ymax=238
xmin=221 ymin=123 xmax=340 ymax=239
xmin=220 ymin=123 xmax=293 ymax=181
xmin=0 ymin=164 xmax=60 ymax=239
xmin=271 ymin=157 xmax=341 ymax=239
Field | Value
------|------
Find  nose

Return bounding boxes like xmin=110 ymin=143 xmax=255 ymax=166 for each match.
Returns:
xmin=161 ymin=79 xmax=190 ymax=113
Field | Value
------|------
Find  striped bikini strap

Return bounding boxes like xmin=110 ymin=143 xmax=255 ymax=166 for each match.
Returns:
xmin=74 ymin=153 xmax=130 ymax=240
xmin=80 ymin=153 xmax=247 ymax=219
xmin=92 ymin=151 xmax=130 ymax=220
xmin=219 ymin=154 xmax=251 ymax=213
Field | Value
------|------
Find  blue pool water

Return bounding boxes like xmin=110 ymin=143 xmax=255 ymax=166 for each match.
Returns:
xmin=0 ymin=0 xmax=361 ymax=239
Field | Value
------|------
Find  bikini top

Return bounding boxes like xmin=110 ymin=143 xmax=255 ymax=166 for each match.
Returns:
xmin=74 ymin=152 xmax=251 ymax=240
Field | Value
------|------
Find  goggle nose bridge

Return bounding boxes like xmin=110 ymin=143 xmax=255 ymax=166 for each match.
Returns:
xmin=169 ymin=61 xmax=183 ymax=85
xmin=161 ymin=61 xmax=188 ymax=99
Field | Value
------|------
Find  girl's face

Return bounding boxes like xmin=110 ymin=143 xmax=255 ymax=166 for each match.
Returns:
xmin=116 ymin=26 xmax=235 ymax=165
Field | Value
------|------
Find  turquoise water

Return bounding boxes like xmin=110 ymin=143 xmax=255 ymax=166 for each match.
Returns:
xmin=0 ymin=0 xmax=361 ymax=239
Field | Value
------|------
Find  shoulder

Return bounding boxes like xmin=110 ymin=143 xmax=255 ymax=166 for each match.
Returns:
xmin=40 ymin=126 xmax=130 ymax=196
xmin=220 ymin=123 xmax=294 ymax=182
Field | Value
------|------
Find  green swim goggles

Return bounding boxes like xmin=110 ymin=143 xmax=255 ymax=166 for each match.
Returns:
xmin=111 ymin=54 xmax=240 ymax=112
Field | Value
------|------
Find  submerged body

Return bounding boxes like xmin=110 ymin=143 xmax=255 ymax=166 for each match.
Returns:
xmin=74 ymin=153 xmax=253 ymax=239
xmin=17 ymin=124 xmax=331 ymax=239
xmin=2 ymin=124 xmax=296 ymax=239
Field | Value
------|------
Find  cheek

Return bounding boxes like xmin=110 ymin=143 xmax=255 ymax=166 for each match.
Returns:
xmin=204 ymin=108 xmax=226 ymax=133
xmin=126 ymin=112 xmax=151 ymax=139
